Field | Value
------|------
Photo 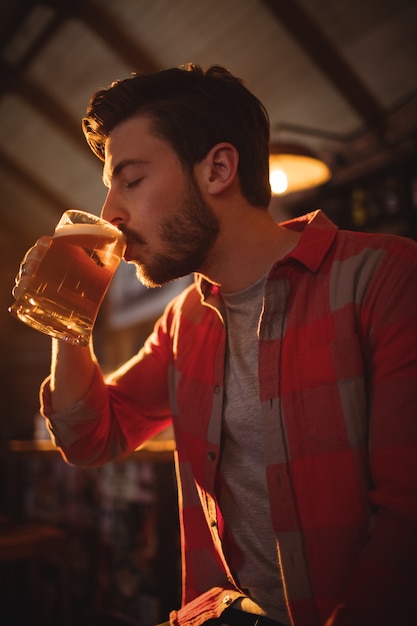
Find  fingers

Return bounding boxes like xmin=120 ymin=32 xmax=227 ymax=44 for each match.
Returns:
xmin=12 ymin=236 xmax=51 ymax=299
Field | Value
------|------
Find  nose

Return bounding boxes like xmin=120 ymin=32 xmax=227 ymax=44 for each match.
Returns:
xmin=100 ymin=188 xmax=128 ymax=226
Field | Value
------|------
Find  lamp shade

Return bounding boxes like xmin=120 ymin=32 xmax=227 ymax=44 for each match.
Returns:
xmin=269 ymin=142 xmax=331 ymax=195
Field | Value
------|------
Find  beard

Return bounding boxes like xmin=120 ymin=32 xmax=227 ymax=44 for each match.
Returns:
xmin=120 ymin=173 xmax=220 ymax=288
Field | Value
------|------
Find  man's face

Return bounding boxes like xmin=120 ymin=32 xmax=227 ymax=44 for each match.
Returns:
xmin=102 ymin=115 xmax=219 ymax=287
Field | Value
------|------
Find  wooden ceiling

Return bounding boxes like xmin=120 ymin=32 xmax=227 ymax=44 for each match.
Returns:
xmin=1 ymin=0 xmax=417 ymax=259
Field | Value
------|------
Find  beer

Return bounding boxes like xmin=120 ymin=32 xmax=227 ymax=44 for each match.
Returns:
xmin=10 ymin=213 xmax=126 ymax=346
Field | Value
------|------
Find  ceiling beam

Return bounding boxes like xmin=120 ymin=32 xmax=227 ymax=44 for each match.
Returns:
xmin=75 ymin=0 xmax=161 ymax=73
xmin=0 ymin=3 xmax=88 ymax=154
xmin=0 ymin=0 xmax=35 ymax=52
xmin=0 ymin=148 xmax=68 ymax=251
xmin=0 ymin=5 xmax=66 ymax=95
xmin=1 ymin=59 xmax=90 ymax=154
xmin=262 ymin=0 xmax=386 ymax=132
xmin=0 ymin=147 xmax=69 ymax=216
xmin=15 ymin=74 xmax=87 ymax=152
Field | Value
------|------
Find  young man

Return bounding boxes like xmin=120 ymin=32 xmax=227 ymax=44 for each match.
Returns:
xmin=13 ymin=64 xmax=417 ymax=626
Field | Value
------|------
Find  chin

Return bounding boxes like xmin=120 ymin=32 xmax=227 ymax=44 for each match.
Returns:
xmin=133 ymin=265 xmax=164 ymax=289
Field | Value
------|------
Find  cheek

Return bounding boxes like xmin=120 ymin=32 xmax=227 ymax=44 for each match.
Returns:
xmin=130 ymin=169 xmax=187 ymax=228
xmin=145 ymin=184 xmax=183 ymax=223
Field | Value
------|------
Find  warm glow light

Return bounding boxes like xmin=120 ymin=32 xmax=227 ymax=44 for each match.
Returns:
xmin=269 ymin=146 xmax=331 ymax=195
xmin=270 ymin=169 xmax=288 ymax=194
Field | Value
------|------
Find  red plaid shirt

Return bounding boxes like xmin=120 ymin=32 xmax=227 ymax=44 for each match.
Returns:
xmin=42 ymin=210 xmax=417 ymax=626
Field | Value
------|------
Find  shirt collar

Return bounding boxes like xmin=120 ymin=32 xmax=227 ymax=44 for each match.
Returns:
xmin=196 ymin=209 xmax=338 ymax=300
xmin=277 ymin=209 xmax=338 ymax=272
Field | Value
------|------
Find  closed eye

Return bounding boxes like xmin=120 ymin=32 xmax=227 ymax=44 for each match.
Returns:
xmin=126 ymin=178 xmax=142 ymax=189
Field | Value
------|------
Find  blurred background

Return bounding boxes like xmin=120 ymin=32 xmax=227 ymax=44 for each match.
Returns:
xmin=0 ymin=0 xmax=416 ymax=623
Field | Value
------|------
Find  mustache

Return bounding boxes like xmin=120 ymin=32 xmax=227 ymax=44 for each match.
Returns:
xmin=118 ymin=224 xmax=146 ymax=246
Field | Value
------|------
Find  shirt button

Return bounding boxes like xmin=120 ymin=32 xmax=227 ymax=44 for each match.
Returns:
xmin=214 ymin=385 xmax=221 ymax=394
xmin=223 ymin=595 xmax=232 ymax=605
xmin=207 ymin=451 xmax=216 ymax=461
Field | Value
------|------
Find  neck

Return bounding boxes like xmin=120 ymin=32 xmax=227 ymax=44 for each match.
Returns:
xmin=200 ymin=207 xmax=300 ymax=294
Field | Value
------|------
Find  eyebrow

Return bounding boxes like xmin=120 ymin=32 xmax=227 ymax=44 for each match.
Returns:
xmin=102 ymin=158 xmax=147 ymax=186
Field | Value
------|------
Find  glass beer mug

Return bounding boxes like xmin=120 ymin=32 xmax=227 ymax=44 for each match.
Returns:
xmin=9 ymin=209 xmax=126 ymax=347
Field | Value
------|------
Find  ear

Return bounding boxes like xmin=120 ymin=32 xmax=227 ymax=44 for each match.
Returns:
xmin=199 ymin=142 xmax=239 ymax=196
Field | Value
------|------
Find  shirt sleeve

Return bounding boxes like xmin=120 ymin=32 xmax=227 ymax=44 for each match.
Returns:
xmin=40 ymin=311 xmax=174 ymax=467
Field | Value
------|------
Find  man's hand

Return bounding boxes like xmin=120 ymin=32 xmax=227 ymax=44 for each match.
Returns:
xmin=12 ymin=236 xmax=51 ymax=300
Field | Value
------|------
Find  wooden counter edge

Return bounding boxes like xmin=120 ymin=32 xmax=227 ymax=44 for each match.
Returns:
xmin=8 ymin=438 xmax=176 ymax=463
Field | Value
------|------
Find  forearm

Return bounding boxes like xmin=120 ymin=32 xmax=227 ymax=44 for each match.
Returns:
xmin=41 ymin=312 xmax=173 ymax=465
xmin=41 ymin=339 xmax=118 ymax=464
xmin=49 ymin=337 xmax=99 ymax=413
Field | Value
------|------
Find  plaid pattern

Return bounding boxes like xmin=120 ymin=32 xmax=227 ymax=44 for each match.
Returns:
xmin=43 ymin=210 xmax=417 ymax=626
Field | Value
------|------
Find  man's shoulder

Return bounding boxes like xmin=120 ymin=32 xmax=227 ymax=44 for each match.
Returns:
xmin=334 ymin=226 xmax=417 ymax=263
xmin=165 ymin=279 xmax=208 ymax=321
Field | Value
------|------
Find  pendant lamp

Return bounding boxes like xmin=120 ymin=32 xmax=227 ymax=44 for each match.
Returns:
xmin=269 ymin=142 xmax=331 ymax=195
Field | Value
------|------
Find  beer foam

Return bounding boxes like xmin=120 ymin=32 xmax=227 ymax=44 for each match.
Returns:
xmin=54 ymin=222 xmax=124 ymax=241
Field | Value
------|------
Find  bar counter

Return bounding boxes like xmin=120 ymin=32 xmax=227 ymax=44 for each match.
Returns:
xmin=4 ymin=434 xmax=181 ymax=624
xmin=8 ymin=437 xmax=176 ymax=462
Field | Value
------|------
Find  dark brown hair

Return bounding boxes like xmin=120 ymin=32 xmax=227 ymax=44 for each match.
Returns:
xmin=83 ymin=63 xmax=271 ymax=207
